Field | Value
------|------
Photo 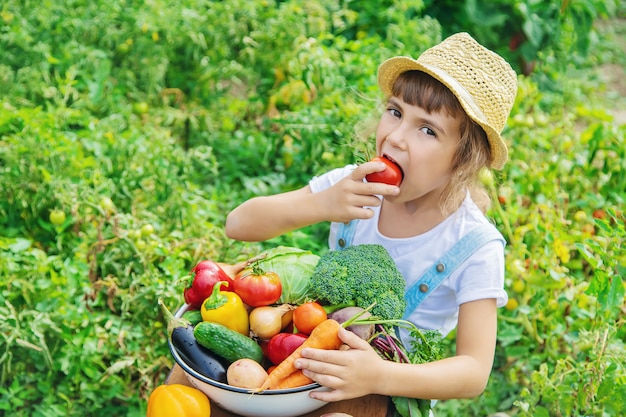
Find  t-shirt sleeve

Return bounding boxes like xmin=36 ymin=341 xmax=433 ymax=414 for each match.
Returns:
xmin=309 ymin=165 xmax=357 ymax=250
xmin=452 ymin=239 xmax=508 ymax=308
xmin=309 ymin=165 xmax=357 ymax=193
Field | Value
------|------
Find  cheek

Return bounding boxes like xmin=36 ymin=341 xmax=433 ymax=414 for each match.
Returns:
xmin=374 ymin=126 xmax=386 ymax=151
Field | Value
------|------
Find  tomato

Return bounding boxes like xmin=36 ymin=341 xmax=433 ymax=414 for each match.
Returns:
xmin=233 ymin=266 xmax=282 ymax=307
xmin=99 ymin=196 xmax=115 ymax=213
xmin=266 ymin=332 xmax=308 ymax=365
xmin=592 ymin=209 xmax=606 ymax=219
xmin=133 ymin=102 xmax=149 ymax=114
xmin=505 ymin=298 xmax=519 ymax=311
xmin=365 ymin=156 xmax=403 ymax=186
xmin=128 ymin=229 xmax=141 ymax=240
xmin=141 ymin=223 xmax=155 ymax=236
xmin=292 ymin=301 xmax=327 ymax=335
xmin=49 ymin=209 xmax=66 ymax=226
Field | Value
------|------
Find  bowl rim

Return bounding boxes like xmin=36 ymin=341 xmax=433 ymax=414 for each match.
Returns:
xmin=169 ymin=304 xmax=322 ymax=396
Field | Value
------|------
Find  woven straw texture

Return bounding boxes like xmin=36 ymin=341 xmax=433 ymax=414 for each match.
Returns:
xmin=377 ymin=32 xmax=517 ymax=170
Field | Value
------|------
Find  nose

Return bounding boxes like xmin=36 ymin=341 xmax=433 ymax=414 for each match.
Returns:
xmin=385 ymin=123 xmax=407 ymax=150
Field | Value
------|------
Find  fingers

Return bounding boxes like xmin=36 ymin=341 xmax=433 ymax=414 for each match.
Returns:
xmin=356 ymin=160 xmax=387 ymax=177
xmin=349 ymin=170 xmax=400 ymax=198
xmin=296 ymin=343 xmax=380 ymax=402
xmin=310 ymin=387 xmax=350 ymax=402
xmin=345 ymin=178 xmax=399 ymax=203
xmin=294 ymin=349 xmax=345 ymax=389
xmin=322 ymin=163 xmax=399 ymax=223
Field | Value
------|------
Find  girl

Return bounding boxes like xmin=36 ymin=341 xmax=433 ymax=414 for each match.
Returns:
xmin=225 ymin=33 xmax=517 ymax=404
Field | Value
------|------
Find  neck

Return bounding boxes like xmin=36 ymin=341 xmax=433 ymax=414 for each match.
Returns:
xmin=379 ymin=199 xmax=446 ymax=238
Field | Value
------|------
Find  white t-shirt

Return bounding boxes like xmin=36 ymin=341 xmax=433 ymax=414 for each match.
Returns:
xmin=309 ymin=166 xmax=508 ymax=340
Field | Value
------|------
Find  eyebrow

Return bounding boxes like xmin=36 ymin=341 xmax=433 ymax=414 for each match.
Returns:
xmin=387 ymin=97 xmax=448 ymax=136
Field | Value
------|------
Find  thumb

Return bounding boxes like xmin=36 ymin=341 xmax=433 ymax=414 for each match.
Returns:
xmin=337 ymin=326 xmax=369 ymax=349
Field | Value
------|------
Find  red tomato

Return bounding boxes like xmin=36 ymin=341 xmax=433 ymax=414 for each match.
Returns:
xmin=292 ymin=301 xmax=327 ymax=335
xmin=233 ymin=266 xmax=282 ymax=307
xmin=266 ymin=332 xmax=308 ymax=365
xmin=592 ymin=209 xmax=606 ymax=219
xmin=365 ymin=156 xmax=403 ymax=186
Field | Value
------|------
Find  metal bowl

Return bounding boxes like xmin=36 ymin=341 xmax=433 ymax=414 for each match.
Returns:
xmin=168 ymin=304 xmax=330 ymax=417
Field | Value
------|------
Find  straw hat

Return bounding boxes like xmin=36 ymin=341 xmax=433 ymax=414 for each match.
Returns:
xmin=377 ymin=32 xmax=517 ymax=170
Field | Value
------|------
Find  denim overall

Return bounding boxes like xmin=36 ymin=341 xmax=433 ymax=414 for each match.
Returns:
xmin=334 ymin=220 xmax=505 ymax=318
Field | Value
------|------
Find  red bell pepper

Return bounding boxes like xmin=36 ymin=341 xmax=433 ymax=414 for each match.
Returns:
xmin=183 ymin=260 xmax=234 ymax=309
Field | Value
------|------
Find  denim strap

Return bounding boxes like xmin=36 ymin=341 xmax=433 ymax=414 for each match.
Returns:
xmin=335 ymin=219 xmax=359 ymax=250
xmin=402 ymin=224 xmax=505 ymax=320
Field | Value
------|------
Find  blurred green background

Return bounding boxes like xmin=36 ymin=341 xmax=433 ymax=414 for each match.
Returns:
xmin=1 ymin=1 xmax=624 ymax=416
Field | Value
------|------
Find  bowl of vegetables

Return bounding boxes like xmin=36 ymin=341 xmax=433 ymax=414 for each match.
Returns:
xmin=162 ymin=244 xmax=414 ymax=417
xmin=167 ymin=303 xmax=330 ymax=417
xmin=163 ymin=246 xmax=332 ymax=417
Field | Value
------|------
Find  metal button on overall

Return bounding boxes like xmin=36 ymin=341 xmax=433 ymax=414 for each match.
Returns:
xmin=436 ymin=263 xmax=445 ymax=272
xmin=419 ymin=283 xmax=429 ymax=293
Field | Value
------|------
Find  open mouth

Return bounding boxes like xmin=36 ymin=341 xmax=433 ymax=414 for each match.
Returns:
xmin=382 ymin=154 xmax=404 ymax=180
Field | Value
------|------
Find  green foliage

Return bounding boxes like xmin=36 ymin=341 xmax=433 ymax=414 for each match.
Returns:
xmin=422 ymin=0 xmax=619 ymax=75
xmin=0 ymin=0 xmax=624 ymax=415
xmin=308 ymin=244 xmax=407 ymax=320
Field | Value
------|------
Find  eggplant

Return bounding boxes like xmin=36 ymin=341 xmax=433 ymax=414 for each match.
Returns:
xmin=171 ymin=323 xmax=229 ymax=383
xmin=159 ymin=299 xmax=229 ymax=383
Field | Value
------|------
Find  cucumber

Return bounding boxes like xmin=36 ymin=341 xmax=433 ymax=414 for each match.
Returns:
xmin=181 ymin=309 xmax=203 ymax=326
xmin=194 ymin=321 xmax=264 ymax=364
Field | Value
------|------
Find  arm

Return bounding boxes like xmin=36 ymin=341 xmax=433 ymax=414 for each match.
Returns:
xmin=224 ymin=185 xmax=329 ymax=242
xmin=224 ymin=162 xmax=399 ymax=242
xmin=296 ymin=298 xmax=498 ymax=401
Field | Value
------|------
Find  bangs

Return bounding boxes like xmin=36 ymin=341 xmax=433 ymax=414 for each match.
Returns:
xmin=391 ymin=70 xmax=463 ymax=118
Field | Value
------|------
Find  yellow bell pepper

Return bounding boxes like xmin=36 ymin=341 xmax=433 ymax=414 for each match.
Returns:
xmin=146 ymin=384 xmax=211 ymax=417
xmin=200 ymin=281 xmax=249 ymax=335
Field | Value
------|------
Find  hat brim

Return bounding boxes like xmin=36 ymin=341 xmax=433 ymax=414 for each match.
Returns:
xmin=378 ymin=56 xmax=508 ymax=170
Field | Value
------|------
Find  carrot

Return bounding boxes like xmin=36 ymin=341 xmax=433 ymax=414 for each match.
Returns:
xmin=259 ymin=318 xmax=343 ymax=391
xmin=274 ymin=370 xmax=314 ymax=389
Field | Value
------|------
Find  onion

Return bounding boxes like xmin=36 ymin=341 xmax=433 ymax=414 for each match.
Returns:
xmin=280 ymin=309 xmax=293 ymax=329
xmin=217 ymin=253 xmax=267 ymax=278
xmin=216 ymin=260 xmax=248 ymax=279
xmin=249 ymin=304 xmax=294 ymax=340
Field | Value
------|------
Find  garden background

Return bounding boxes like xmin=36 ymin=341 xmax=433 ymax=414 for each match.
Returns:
xmin=1 ymin=1 xmax=624 ymax=416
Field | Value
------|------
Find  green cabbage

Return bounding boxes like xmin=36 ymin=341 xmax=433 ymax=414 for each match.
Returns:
xmin=253 ymin=246 xmax=320 ymax=305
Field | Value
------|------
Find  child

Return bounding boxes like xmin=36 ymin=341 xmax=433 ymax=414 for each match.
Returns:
xmin=225 ymin=33 xmax=517 ymax=404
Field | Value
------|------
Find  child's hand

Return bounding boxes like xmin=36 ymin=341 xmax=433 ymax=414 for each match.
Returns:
xmin=320 ymin=161 xmax=400 ymax=223
xmin=295 ymin=327 xmax=387 ymax=402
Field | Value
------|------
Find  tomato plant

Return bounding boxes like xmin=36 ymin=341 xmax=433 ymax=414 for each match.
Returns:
xmin=233 ymin=265 xmax=282 ymax=307
xmin=266 ymin=332 xmax=308 ymax=365
xmin=365 ymin=156 xmax=403 ymax=186
xmin=292 ymin=301 xmax=327 ymax=335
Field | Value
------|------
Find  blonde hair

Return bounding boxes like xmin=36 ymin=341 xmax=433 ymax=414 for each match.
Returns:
xmin=359 ymin=70 xmax=493 ymax=215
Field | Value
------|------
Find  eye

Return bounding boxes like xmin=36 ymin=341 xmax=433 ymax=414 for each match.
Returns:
xmin=386 ymin=107 xmax=401 ymax=119
xmin=420 ymin=126 xmax=436 ymax=137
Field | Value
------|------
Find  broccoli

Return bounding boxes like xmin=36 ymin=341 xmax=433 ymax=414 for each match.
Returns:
xmin=307 ymin=244 xmax=406 ymax=320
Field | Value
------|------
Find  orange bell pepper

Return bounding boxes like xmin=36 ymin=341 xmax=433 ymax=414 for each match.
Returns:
xmin=146 ymin=384 xmax=211 ymax=417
